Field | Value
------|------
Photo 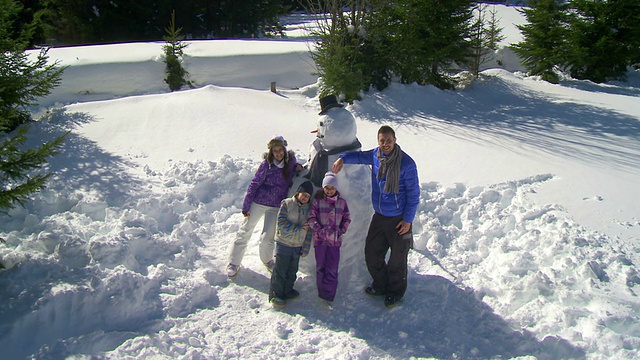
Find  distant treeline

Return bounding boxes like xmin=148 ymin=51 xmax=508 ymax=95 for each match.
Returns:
xmin=14 ymin=1 xmax=526 ymax=47
xmin=15 ymin=0 xmax=302 ymax=46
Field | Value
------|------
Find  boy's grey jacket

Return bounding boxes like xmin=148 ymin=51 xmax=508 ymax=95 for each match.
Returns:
xmin=275 ymin=197 xmax=312 ymax=255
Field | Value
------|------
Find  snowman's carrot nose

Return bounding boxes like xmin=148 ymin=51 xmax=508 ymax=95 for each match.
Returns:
xmin=310 ymin=129 xmax=318 ymax=133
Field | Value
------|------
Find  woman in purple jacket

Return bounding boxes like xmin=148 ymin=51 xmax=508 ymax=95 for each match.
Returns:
xmin=227 ymin=136 xmax=301 ymax=278
xmin=307 ymin=171 xmax=351 ymax=309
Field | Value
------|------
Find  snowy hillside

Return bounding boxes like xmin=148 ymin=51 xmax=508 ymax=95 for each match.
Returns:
xmin=1 ymin=5 xmax=639 ymax=359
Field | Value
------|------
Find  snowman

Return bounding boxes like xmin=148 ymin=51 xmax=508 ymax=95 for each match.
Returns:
xmin=300 ymin=95 xmax=374 ymax=287
xmin=305 ymin=95 xmax=362 ymax=187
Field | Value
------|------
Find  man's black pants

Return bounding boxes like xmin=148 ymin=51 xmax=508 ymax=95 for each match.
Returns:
xmin=364 ymin=213 xmax=412 ymax=299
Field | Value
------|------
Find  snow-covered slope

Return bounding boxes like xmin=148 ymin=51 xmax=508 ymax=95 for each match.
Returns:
xmin=1 ymin=5 xmax=639 ymax=359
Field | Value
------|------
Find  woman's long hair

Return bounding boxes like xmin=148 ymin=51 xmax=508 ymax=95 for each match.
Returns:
xmin=264 ymin=148 xmax=294 ymax=180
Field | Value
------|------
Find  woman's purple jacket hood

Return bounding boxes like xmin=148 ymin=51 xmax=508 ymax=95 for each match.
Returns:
xmin=242 ymin=150 xmax=298 ymax=213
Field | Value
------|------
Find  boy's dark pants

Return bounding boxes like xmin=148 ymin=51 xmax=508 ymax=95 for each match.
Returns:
xmin=269 ymin=245 xmax=301 ymax=301
xmin=364 ymin=213 xmax=412 ymax=299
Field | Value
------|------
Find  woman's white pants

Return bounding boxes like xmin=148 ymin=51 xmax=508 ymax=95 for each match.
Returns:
xmin=228 ymin=202 xmax=278 ymax=266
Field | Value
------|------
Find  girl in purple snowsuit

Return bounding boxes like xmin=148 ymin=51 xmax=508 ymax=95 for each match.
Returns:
xmin=307 ymin=171 xmax=351 ymax=308
xmin=227 ymin=135 xmax=301 ymax=278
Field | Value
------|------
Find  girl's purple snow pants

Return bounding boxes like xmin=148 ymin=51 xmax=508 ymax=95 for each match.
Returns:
xmin=315 ymin=244 xmax=341 ymax=301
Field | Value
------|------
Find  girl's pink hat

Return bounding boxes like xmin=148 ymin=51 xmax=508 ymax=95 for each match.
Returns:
xmin=322 ymin=172 xmax=338 ymax=189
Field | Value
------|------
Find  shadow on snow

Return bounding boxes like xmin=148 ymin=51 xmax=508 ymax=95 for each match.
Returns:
xmin=260 ymin=270 xmax=585 ymax=359
xmin=354 ymin=75 xmax=640 ymax=173
xmin=34 ymin=107 xmax=150 ymax=209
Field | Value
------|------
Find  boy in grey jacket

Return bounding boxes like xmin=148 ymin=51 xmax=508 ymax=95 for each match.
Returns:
xmin=269 ymin=181 xmax=314 ymax=308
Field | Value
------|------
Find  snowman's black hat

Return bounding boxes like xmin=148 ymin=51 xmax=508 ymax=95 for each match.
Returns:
xmin=318 ymin=95 xmax=344 ymax=115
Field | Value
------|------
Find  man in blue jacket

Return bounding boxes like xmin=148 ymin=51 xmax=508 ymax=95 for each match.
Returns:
xmin=332 ymin=125 xmax=420 ymax=308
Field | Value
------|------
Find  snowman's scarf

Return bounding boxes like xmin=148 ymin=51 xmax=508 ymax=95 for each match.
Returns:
xmin=378 ymin=144 xmax=402 ymax=194
xmin=305 ymin=138 xmax=362 ymax=187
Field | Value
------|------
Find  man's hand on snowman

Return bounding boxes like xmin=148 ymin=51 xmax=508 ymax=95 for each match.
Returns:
xmin=295 ymin=164 xmax=303 ymax=172
xmin=332 ymin=158 xmax=344 ymax=173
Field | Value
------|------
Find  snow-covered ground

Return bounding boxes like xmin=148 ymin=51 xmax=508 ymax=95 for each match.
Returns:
xmin=1 ymin=5 xmax=639 ymax=359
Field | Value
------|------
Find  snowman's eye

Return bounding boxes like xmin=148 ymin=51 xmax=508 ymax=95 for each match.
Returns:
xmin=319 ymin=121 xmax=324 ymax=127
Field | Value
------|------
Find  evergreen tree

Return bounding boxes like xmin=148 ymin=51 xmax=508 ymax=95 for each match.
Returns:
xmin=608 ymin=0 xmax=640 ymax=67
xmin=309 ymin=0 xmax=475 ymax=98
xmin=564 ymin=0 xmax=638 ymax=82
xmin=307 ymin=0 xmax=376 ymax=102
xmin=0 ymin=47 xmax=65 ymax=131
xmin=163 ymin=10 xmax=190 ymax=91
xmin=381 ymin=0 xmax=475 ymax=89
xmin=3 ymin=0 xmax=46 ymax=47
xmin=359 ymin=1 xmax=393 ymax=92
xmin=0 ymin=0 xmax=35 ymax=51
xmin=0 ymin=127 xmax=64 ymax=212
xmin=511 ymin=0 xmax=570 ymax=83
xmin=468 ymin=4 xmax=505 ymax=77
xmin=1 ymin=0 xmax=65 ymax=132
xmin=36 ymin=0 xmax=94 ymax=45
xmin=1 ymin=0 xmax=66 ymax=213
